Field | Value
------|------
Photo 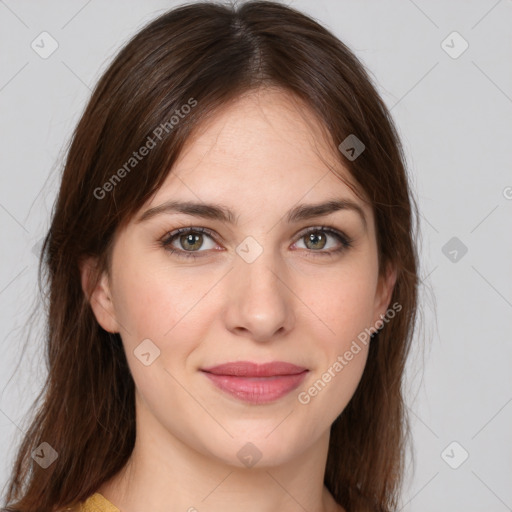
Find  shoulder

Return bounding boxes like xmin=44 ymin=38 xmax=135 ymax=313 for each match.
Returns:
xmin=75 ymin=493 xmax=120 ymax=512
xmin=56 ymin=505 xmax=81 ymax=512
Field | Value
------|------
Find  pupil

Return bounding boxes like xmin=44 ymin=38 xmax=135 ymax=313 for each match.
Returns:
xmin=308 ymin=232 xmax=325 ymax=249
xmin=183 ymin=233 xmax=201 ymax=250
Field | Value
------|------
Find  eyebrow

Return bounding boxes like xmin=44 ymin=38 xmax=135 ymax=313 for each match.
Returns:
xmin=136 ymin=198 xmax=367 ymax=229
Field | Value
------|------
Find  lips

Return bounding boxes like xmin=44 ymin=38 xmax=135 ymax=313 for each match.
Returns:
xmin=201 ymin=361 xmax=307 ymax=377
xmin=200 ymin=361 xmax=309 ymax=404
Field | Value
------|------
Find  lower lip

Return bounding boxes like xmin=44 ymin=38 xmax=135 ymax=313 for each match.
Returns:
xmin=201 ymin=371 xmax=308 ymax=404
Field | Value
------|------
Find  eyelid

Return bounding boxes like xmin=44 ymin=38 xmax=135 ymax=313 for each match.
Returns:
xmin=294 ymin=224 xmax=348 ymax=242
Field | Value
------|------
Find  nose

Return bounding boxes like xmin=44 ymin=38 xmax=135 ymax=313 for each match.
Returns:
xmin=222 ymin=247 xmax=296 ymax=343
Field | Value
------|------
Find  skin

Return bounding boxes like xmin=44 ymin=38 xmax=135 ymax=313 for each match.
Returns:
xmin=82 ymin=87 xmax=396 ymax=512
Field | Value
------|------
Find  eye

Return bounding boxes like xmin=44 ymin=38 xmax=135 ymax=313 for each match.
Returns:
xmin=160 ymin=227 xmax=218 ymax=260
xmin=160 ymin=225 xmax=352 ymax=260
xmin=292 ymin=226 xmax=352 ymax=257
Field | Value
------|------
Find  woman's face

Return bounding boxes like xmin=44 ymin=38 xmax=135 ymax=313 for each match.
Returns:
xmin=86 ymin=88 xmax=395 ymax=468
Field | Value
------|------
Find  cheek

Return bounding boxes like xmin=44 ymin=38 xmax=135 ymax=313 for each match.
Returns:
xmin=113 ymin=271 xmax=168 ymax=341
xmin=297 ymin=272 xmax=374 ymax=417
xmin=112 ymin=260 xmax=214 ymax=360
xmin=300 ymin=263 xmax=379 ymax=347
xmin=301 ymin=258 xmax=379 ymax=413
xmin=310 ymin=279 xmax=374 ymax=390
xmin=111 ymin=266 xmax=206 ymax=399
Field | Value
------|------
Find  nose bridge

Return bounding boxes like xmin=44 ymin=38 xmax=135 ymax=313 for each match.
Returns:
xmin=235 ymin=232 xmax=285 ymax=290
xmin=224 ymin=235 xmax=294 ymax=340
xmin=236 ymin=235 xmax=279 ymax=294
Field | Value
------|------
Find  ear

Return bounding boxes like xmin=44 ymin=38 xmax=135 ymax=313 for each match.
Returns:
xmin=79 ymin=256 xmax=119 ymax=334
xmin=371 ymin=262 xmax=398 ymax=328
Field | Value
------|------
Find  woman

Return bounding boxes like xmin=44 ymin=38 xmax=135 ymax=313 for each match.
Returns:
xmin=3 ymin=1 xmax=419 ymax=511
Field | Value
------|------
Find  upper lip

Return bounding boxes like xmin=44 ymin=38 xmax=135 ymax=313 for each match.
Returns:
xmin=200 ymin=361 xmax=308 ymax=377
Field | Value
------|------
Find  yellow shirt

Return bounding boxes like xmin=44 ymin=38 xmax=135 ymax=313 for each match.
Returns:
xmin=78 ymin=493 xmax=120 ymax=512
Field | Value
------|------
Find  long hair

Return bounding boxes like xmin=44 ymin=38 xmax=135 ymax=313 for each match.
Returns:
xmin=3 ymin=2 xmax=418 ymax=511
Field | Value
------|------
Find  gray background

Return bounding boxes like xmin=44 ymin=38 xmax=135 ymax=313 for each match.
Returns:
xmin=1 ymin=0 xmax=511 ymax=510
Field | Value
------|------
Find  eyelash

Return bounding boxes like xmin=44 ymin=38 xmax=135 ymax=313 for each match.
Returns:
xmin=159 ymin=225 xmax=353 ymax=260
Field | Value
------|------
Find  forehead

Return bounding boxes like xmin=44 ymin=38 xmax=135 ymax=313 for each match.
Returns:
xmin=146 ymin=88 xmax=371 ymax=222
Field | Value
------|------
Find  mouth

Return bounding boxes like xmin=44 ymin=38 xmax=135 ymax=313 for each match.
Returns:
xmin=200 ymin=361 xmax=309 ymax=404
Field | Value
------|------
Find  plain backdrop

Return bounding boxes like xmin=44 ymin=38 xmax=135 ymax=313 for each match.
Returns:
xmin=1 ymin=1 xmax=511 ymax=510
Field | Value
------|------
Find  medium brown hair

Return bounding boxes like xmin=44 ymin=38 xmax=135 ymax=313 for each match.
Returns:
xmin=3 ymin=2 xmax=418 ymax=511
